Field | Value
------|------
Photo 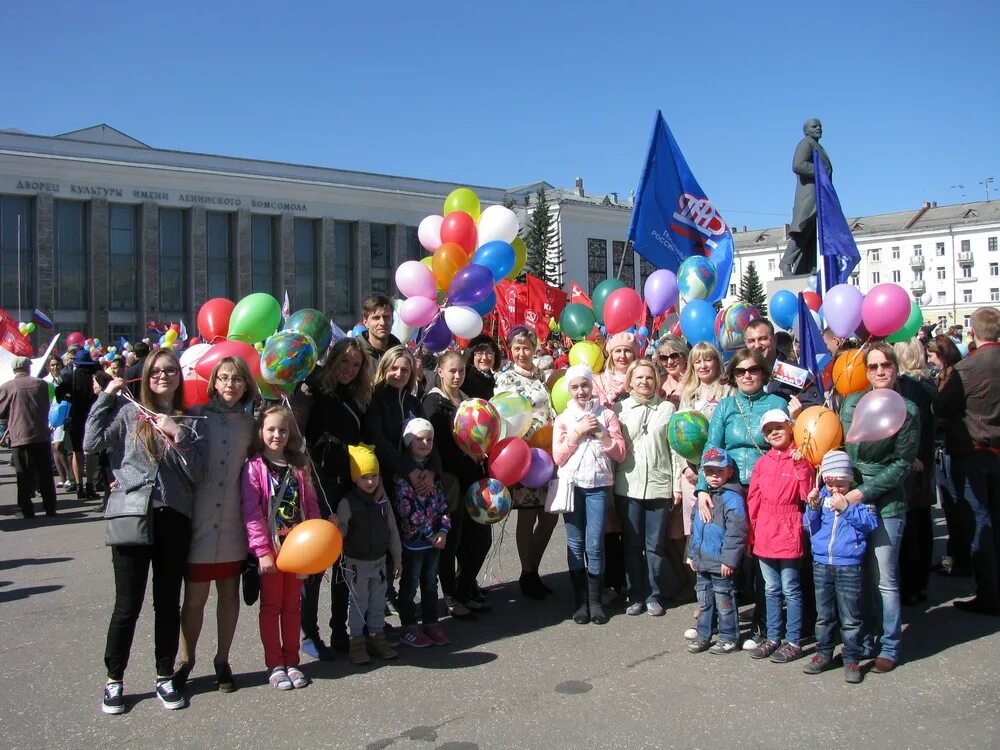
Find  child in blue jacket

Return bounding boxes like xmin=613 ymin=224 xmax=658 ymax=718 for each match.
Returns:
xmin=686 ymin=448 xmax=747 ymax=655
xmin=803 ymin=450 xmax=878 ymax=684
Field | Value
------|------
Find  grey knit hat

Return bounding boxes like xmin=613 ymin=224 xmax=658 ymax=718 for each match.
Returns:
xmin=820 ymin=450 xmax=853 ymax=479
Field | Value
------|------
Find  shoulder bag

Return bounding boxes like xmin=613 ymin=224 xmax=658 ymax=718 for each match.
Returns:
xmin=104 ymin=468 xmax=159 ymax=546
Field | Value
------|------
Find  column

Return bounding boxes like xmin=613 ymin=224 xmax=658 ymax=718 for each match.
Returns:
xmin=140 ymin=202 xmax=158 ymax=325
xmin=189 ymin=206 xmax=207 ymax=311
xmin=357 ymin=221 xmax=372 ymax=314
xmin=319 ymin=217 xmax=336 ymax=318
xmin=235 ymin=209 xmax=251 ymax=298
xmin=278 ymin=213 xmax=294 ymax=302
xmin=88 ymin=199 xmax=109 ymax=338
xmin=34 ymin=194 xmax=55 ymax=347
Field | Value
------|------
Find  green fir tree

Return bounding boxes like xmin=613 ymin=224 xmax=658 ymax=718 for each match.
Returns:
xmin=523 ymin=187 xmax=551 ymax=281
xmin=738 ymin=261 xmax=768 ymax=316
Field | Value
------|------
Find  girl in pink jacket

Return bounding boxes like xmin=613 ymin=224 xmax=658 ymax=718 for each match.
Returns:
xmin=553 ymin=365 xmax=626 ymax=625
xmin=242 ymin=405 xmax=320 ymax=691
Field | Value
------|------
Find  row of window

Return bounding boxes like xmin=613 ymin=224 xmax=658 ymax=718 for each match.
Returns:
xmin=875 ymin=261 xmax=997 ymax=286
xmin=868 ymin=237 xmax=998 ymax=263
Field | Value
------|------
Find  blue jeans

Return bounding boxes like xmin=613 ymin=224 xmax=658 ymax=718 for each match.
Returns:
xmin=397 ymin=546 xmax=440 ymax=627
xmin=614 ymin=495 xmax=668 ymax=605
xmin=565 ymin=486 xmax=609 ymax=576
xmin=962 ymin=453 xmax=1000 ymax=607
xmin=695 ymin=571 xmax=738 ymax=643
xmin=758 ymin=557 xmax=803 ymax=644
xmin=813 ymin=561 xmax=865 ymax=664
xmin=862 ymin=515 xmax=906 ymax=661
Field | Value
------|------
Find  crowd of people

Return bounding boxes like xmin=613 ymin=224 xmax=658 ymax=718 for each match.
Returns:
xmin=1 ymin=295 xmax=998 ymax=712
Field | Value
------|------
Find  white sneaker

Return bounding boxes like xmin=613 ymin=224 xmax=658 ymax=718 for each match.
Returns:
xmin=684 ymin=627 xmax=698 ymax=640
xmin=742 ymin=636 xmax=763 ymax=651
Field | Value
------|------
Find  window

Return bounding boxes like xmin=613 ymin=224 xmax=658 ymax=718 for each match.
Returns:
xmin=0 ymin=195 xmax=33 ymax=311
xmin=159 ymin=209 xmax=186 ymax=313
xmin=870 ymin=248 xmax=880 ymax=262
xmin=639 ymin=258 xmax=655 ymax=287
xmin=55 ymin=201 xmax=87 ymax=309
xmin=850 ymin=275 xmax=859 ymax=286
xmin=251 ymin=215 xmax=275 ymax=294
xmin=587 ymin=238 xmax=607 ymax=294
xmin=936 ymin=242 xmax=945 ymax=256
xmin=404 ymin=226 xmax=421 ymax=262
xmin=334 ymin=221 xmax=356 ymax=319
xmin=891 ymin=246 xmax=900 ymax=259
xmin=871 ymin=271 xmax=880 ymax=285
xmin=937 ymin=268 xmax=946 ymax=280
xmin=108 ymin=205 xmax=138 ymax=311
xmin=891 ymin=270 xmax=901 ymax=283
xmin=989 ymin=237 xmax=998 ymax=252
xmin=729 ymin=283 xmax=737 ymax=296
xmin=370 ymin=223 xmax=393 ymax=271
xmin=963 ymin=289 xmax=973 ymax=303
xmin=913 ymin=244 xmax=922 ymax=256
xmin=767 ymin=258 xmax=775 ymax=272
xmin=962 ymin=266 xmax=973 ymax=279
xmin=206 ymin=211 xmax=232 ymax=300
xmin=961 ymin=239 xmax=971 ymax=252
xmin=991 ymin=288 xmax=1000 ymax=303
xmin=914 ymin=269 xmax=923 ymax=281
xmin=990 ymin=262 xmax=999 ymax=277
xmin=612 ymin=240 xmax=634 ymax=289
xmin=937 ymin=291 xmax=946 ymax=303
xmin=293 ymin=218 xmax=317 ymax=309
xmin=108 ymin=323 xmax=139 ymax=349
xmin=964 ymin=315 xmax=972 ymax=328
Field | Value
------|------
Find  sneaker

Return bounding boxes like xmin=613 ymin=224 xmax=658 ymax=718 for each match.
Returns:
xmin=748 ymin=639 xmax=781 ymax=660
xmin=424 ymin=624 xmax=450 ymax=646
xmin=399 ymin=628 xmax=433 ymax=648
xmin=268 ymin=667 xmax=293 ymax=690
xmin=286 ymin=666 xmax=309 ymax=689
xmin=709 ymin=640 xmax=740 ymax=655
xmin=626 ymin=602 xmax=645 ymax=616
xmin=301 ymin=638 xmax=320 ymax=659
xmin=684 ymin=627 xmax=698 ymax=641
xmin=447 ymin=599 xmax=476 ymax=620
xmin=844 ymin=662 xmax=864 ymax=684
xmin=646 ymin=601 xmax=666 ymax=617
xmin=688 ymin=638 xmax=712 ymax=654
xmin=155 ymin=679 xmax=186 ymax=709
xmin=803 ymin=653 xmax=833 ymax=675
xmin=742 ymin=635 xmax=764 ymax=651
xmin=770 ymin=642 xmax=803 ymax=664
xmin=102 ymin=681 xmax=125 ymax=715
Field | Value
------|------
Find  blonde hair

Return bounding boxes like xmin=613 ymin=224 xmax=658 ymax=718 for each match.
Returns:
xmin=373 ymin=345 xmax=418 ymax=394
xmin=254 ymin=404 xmax=309 ymax=467
xmin=624 ymin=359 xmax=660 ymax=393
xmin=893 ymin=340 xmax=930 ymax=380
xmin=678 ymin=342 xmax=728 ymax=408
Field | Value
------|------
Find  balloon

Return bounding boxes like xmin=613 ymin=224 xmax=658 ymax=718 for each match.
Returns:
xmin=823 ymin=284 xmax=864 ymax=338
xmin=886 ymin=299 xmax=923 ymax=344
xmin=390 ymin=299 xmax=415 ymax=344
xmin=802 ymin=290 xmax=822 ymax=313
xmin=677 ymin=256 xmax=717 ymax=302
xmin=560 ymin=303 xmax=596 ymax=340
xmin=452 ymin=399 xmax=502 ymax=461
xmin=443 ymin=305 xmax=484 ymax=340
xmin=769 ymin=290 xmax=798 ymax=331
xmin=715 ymin=302 xmax=762 ymax=351
xmin=163 ymin=328 xmax=178 ymax=344
xmin=276 ymin=519 xmax=343 ymax=575
xmin=846 ymin=389 xmax=908 ymax=444
xmin=432 ymin=242 xmax=469 ymax=291
xmin=508 ymin=236 xmax=527 ymax=280
xmin=591 ymin=278 xmax=626 ymax=325
xmin=490 ymin=392 xmax=534 ymax=438
xmin=569 ymin=341 xmax=604 ymax=372
xmin=487 ymin=437 xmax=531 ymax=486
xmin=861 ymin=283 xmax=911 ymax=337
xmin=644 ymin=270 xmax=679 ymax=316
xmin=550 ymin=376 xmax=570 ymax=414
xmin=179 ymin=342 xmax=212 ymax=378
xmin=443 ymin=188 xmax=481 ymax=223
xmin=228 ymin=293 xmax=281 ymax=345
xmin=793 ymin=406 xmax=844 ymax=467
xmin=604 ymin=287 xmax=644 ymax=335
xmin=469 ymin=289 xmax=497 ymax=316
xmin=65 ymin=331 xmax=85 ymax=348
xmin=477 ymin=205 xmax=519 ymax=246
xmin=181 ymin=375 xmax=210 ymax=410
xmin=417 ymin=215 xmax=444 ymax=252
xmin=399 ymin=296 xmax=439 ymax=328
xmin=194 ymin=340 xmax=262 ymax=381
xmin=421 ymin=315 xmax=453 ymax=352
xmin=679 ymin=299 xmax=716 ymax=345
xmin=521 ymin=447 xmax=554 ymax=489
xmin=919 ymin=292 xmax=932 ymax=306
xmin=284 ymin=309 xmax=332 ymax=356
xmin=395 ymin=260 xmax=438 ymax=300
xmin=465 ymin=478 xmax=511 ymax=525
xmin=440 ymin=211 xmax=478 ymax=255
xmin=831 ymin=349 xmax=870 ymax=397
xmin=526 ymin=423 xmax=553 ymax=454
xmin=667 ymin=411 xmax=710 ymax=464
xmin=261 ymin=330 xmax=318 ymax=386
xmin=447 ymin=264 xmax=494 ymax=306
xmin=472 ymin=241 xmax=516 ymax=282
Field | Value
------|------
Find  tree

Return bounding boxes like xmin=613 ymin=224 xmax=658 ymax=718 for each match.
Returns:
xmin=738 ymin=261 xmax=768 ymax=316
xmin=543 ymin=216 xmax=564 ymax=287
xmin=523 ymin=187 xmax=551 ymax=282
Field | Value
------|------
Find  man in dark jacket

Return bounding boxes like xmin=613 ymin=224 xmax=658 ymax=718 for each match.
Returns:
xmin=935 ymin=307 xmax=1000 ymax=615
xmin=358 ymin=296 xmax=400 ymax=368
xmin=124 ymin=342 xmax=149 ymax=398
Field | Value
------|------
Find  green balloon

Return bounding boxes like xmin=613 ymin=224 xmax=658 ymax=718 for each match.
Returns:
xmin=228 ymin=293 xmax=282 ymax=345
xmin=886 ymin=299 xmax=923 ymax=344
xmin=591 ymin=278 xmax=626 ymax=325
xmin=47 ymin=380 xmax=56 ymax=402
xmin=550 ymin=376 xmax=570 ymax=415
xmin=667 ymin=410 xmax=710 ymax=464
xmin=559 ymin=303 xmax=596 ymax=340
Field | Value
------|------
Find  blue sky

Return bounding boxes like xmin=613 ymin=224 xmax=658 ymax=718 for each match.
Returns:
xmin=3 ymin=1 xmax=997 ymax=229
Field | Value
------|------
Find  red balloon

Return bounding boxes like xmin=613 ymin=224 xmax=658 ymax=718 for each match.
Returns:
xmin=197 ymin=298 xmax=236 ymax=343
xmin=187 ymin=336 xmax=202 ymax=347
xmin=195 ymin=340 xmax=261 ymax=381
xmin=439 ymin=211 xmax=478 ymax=255
xmin=487 ymin=437 xmax=531 ymax=486
xmin=802 ymin=291 xmax=822 ymax=313
xmin=65 ymin=331 xmax=85 ymax=348
xmin=182 ymin=376 xmax=209 ymax=409
xmin=604 ymin=287 xmax=644 ymax=335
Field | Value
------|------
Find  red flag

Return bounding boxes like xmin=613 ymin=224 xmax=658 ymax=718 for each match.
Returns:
xmin=0 ymin=309 xmax=32 ymax=356
xmin=568 ymin=281 xmax=592 ymax=308
xmin=495 ymin=280 xmax=527 ymax=345
xmin=525 ymin=275 xmax=569 ymax=342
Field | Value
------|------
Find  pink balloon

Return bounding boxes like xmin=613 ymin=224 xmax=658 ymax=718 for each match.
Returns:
xmin=846 ymin=389 xmax=908 ymax=444
xmin=861 ymin=283 xmax=910 ymax=337
xmin=398 ymin=296 xmax=439 ymax=328
xmin=418 ymin=215 xmax=443 ymax=252
xmin=395 ymin=260 xmax=437 ymax=299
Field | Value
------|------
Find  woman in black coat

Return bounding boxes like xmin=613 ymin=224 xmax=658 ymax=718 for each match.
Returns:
xmin=462 ymin=334 xmax=501 ymax=401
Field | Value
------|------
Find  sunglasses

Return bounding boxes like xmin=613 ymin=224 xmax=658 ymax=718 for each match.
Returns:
xmin=657 ymin=352 xmax=683 ymax=363
xmin=866 ymin=362 xmax=894 ymax=373
xmin=734 ymin=365 xmax=763 ymax=378
xmin=149 ymin=367 xmax=179 ymax=379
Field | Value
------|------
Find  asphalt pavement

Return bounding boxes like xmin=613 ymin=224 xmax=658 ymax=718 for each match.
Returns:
xmin=1 ymin=451 xmax=998 ymax=750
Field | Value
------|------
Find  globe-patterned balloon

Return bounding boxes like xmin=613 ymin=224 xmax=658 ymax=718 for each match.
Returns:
xmin=465 ymin=478 xmax=512 ymax=525
xmin=452 ymin=398 xmax=502 ymax=461
xmin=715 ymin=302 xmax=762 ymax=351
xmin=284 ymin=308 xmax=333 ymax=355
xmin=261 ymin=330 xmax=318 ymax=387
xmin=677 ymin=256 xmax=717 ymax=302
xmin=667 ymin=410 xmax=710 ymax=464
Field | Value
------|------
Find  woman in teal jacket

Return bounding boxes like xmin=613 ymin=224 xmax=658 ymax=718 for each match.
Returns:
xmin=839 ymin=342 xmax=919 ymax=674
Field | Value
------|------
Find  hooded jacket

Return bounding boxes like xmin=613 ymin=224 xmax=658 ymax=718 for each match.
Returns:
xmin=803 ymin=487 xmax=878 ymax=566
xmin=242 ymin=455 xmax=320 ymax=559
xmin=746 ymin=445 xmax=814 ymax=558
xmin=686 ymin=482 xmax=747 ymax=574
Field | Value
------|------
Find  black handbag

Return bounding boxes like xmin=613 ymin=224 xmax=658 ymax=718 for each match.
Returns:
xmin=104 ymin=470 xmax=159 ymax=546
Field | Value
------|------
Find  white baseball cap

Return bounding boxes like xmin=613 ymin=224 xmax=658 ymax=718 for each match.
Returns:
xmin=759 ymin=408 xmax=792 ymax=433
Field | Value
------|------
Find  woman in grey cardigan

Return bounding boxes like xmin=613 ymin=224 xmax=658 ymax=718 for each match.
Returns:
xmin=174 ymin=357 xmax=258 ymax=694
xmin=85 ymin=348 xmax=205 ymax=715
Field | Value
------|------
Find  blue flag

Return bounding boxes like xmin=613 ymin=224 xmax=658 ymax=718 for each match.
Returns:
xmin=815 ymin=149 xmax=860 ymax=293
xmin=627 ymin=111 xmax=734 ymax=305
xmin=797 ymin=292 xmax=830 ymax=390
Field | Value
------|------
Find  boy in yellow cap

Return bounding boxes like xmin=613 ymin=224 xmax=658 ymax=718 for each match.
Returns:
xmin=337 ymin=445 xmax=402 ymax=665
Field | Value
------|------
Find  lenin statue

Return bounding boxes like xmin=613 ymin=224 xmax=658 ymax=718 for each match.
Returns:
xmin=780 ymin=118 xmax=831 ymax=277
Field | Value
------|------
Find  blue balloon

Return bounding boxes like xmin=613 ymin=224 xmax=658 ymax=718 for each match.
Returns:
xmin=679 ymin=299 xmax=716 ymax=345
xmin=350 ymin=324 xmax=367 ymax=338
xmin=472 ymin=241 xmax=516 ymax=282
xmin=448 ymin=263 xmax=494 ymax=307
xmin=421 ymin=316 xmax=452 ymax=353
xmin=769 ymin=290 xmax=798 ymax=331
xmin=469 ymin=290 xmax=497 ymax=316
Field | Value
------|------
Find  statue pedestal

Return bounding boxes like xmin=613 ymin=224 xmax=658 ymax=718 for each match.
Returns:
xmin=766 ymin=274 xmax=813 ymax=299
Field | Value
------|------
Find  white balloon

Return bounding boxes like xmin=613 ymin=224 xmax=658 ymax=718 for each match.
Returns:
xmin=476 ymin=205 xmax=519 ymax=246
xmin=919 ymin=292 xmax=932 ymax=306
xmin=179 ymin=342 xmax=212 ymax=378
xmin=391 ymin=299 xmax=415 ymax=343
xmin=418 ymin=215 xmax=444 ymax=252
xmin=444 ymin=305 xmax=484 ymax=339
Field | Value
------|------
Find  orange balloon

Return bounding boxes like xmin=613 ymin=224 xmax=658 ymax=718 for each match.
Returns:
xmin=526 ymin=423 xmax=554 ymax=455
xmin=832 ymin=349 xmax=869 ymax=397
xmin=793 ymin=405 xmax=844 ymax=468
xmin=432 ymin=242 xmax=469 ymax=291
xmin=276 ymin=519 xmax=343 ymax=575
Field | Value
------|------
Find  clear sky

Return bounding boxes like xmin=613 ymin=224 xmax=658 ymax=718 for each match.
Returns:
xmin=3 ymin=1 xmax=998 ymax=230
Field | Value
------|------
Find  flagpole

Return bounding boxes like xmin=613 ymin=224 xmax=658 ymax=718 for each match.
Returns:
xmin=615 ymin=239 xmax=631 ymax=280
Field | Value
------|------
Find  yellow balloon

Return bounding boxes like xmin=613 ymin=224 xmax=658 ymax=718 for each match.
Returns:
xmin=506 ymin=236 xmax=528 ymax=280
xmin=443 ymin=188 xmax=481 ymax=223
xmin=569 ymin=341 xmax=604 ymax=372
xmin=550 ymin=376 xmax=570 ymax=414
xmin=420 ymin=256 xmax=434 ymax=271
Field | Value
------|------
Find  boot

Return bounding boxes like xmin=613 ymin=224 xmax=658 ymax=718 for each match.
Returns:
xmin=348 ymin=636 xmax=371 ymax=665
xmin=519 ymin=572 xmax=546 ymax=600
xmin=368 ymin=631 xmax=399 ymax=660
xmin=570 ymin=570 xmax=590 ymax=624
xmin=588 ymin=574 xmax=608 ymax=625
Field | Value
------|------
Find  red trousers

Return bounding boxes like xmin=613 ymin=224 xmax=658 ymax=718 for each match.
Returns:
xmin=258 ymin=571 xmax=303 ymax=669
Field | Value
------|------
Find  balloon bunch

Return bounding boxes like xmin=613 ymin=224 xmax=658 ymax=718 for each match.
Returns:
xmin=158 ymin=324 xmax=182 ymax=349
xmin=676 ymin=256 xmax=723 ymax=345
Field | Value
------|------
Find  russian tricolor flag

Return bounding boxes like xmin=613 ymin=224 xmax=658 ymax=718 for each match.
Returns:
xmin=32 ymin=309 xmax=54 ymax=330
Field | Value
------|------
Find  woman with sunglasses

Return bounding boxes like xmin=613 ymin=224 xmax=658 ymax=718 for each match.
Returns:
xmin=655 ymin=336 xmax=690 ymax=408
xmin=839 ymin=342 xmax=919 ymax=674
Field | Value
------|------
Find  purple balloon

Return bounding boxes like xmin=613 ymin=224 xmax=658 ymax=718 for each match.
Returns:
xmin=644 ymin=269 xmax=679 ymax=316
xmin=448 ymin=263 xmax=494 ymax=307
xmin=824 ymin=283 xmax=864 ymax=338
xmin=846 ymin=389 xmax=908 ymax=444
xmin=521 ymin=448 xmax=554 ymax=489
xmin=421 ymin=315 xmax=452 ymax=353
